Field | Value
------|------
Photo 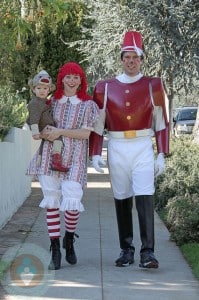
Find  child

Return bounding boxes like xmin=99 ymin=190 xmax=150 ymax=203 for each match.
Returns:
xmin=27 ymin=70 xmax=68 ymax=172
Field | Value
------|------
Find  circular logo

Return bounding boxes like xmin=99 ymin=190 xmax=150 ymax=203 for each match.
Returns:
xmin=1 ymin=243 xmax=55 ymax=296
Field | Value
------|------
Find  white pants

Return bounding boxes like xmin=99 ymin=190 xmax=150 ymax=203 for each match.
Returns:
xmin=38 ymin=175 xmax=84 ymax=212
xmin=107 ymin=136 xmax=155 ymax=199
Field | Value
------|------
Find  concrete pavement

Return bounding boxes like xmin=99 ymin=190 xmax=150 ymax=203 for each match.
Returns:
xmin=0 ymin=146 xmax=199 ymax=300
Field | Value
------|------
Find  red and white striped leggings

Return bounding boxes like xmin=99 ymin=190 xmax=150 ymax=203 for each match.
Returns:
xmin=46 ymin=209 xmax=80 ymax=238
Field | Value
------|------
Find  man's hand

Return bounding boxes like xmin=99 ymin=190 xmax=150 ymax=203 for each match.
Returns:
xmin=155 ymin=153 xmax=165 ymax=177
xmin=92 ymin=155 xmax=106 ymax=173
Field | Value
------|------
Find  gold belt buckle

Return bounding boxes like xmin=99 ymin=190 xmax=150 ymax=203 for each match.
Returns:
xmin=124 ymin=130 xmax=136 ymax=138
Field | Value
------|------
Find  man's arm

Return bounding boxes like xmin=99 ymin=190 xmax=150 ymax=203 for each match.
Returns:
xmin=151 ymin=78 xmax=170 ymax=155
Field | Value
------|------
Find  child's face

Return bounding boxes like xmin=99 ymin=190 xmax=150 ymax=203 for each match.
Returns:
xmin=33 ymin=84 xmax=50 ymax=99
xmin=62 ymin=74 xmax=81 ymax=96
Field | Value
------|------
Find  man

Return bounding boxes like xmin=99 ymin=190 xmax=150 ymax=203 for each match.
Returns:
xmin=89 ymin=31 xmax=169 ymax=269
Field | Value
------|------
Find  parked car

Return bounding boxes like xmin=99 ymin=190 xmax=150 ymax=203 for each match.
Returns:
xmin=173 ymin=106 xmax=197 ymax=137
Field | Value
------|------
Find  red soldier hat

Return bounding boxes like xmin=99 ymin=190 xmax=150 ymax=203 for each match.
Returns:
xmin=54 ymin=62 xmax=91 ymax=101
xmin=121 ymin=31 xmax=143 ymax=56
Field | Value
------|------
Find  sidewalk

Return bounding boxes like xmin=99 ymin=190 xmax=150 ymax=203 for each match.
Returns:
xmin=0 ymin=146 xmax=199 ymax=300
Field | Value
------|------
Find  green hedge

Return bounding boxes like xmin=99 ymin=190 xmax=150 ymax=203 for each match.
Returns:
xmin=155 ymin=137 xmax=199 ymax=210
xmin=0 ymin=86 xmax=28 ymax=140
xmin=166 ymin=193 xmax=199 ymax=245
xmin=155 ymin=136 xmax=199 ymax=245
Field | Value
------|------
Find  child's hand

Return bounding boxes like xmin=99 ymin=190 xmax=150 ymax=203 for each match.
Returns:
xmin=32 ymin=134 xmax=41 ymax=140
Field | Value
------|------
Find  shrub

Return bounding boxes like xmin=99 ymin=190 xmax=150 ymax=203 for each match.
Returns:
xmin=155 ymin=137 xmax=199 ymax=210
xmin=155 ymin=137 xmax=199 ymax=245
xmin=0 ymin=86 xmax=28 ymax=140
xmin=166 ymin=193 xmax=199 ymax=245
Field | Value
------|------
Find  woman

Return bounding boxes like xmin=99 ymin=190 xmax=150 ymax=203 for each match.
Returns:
xmin=27 ymin=62 xmax=99 ymax=270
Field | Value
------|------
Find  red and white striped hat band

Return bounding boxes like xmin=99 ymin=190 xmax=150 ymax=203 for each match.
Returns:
xmin=121 ymin=31 xmax=143 ymax=56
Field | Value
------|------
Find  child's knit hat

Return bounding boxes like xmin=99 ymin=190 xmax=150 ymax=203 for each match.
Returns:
xmin=28 ymin=70 xmax=55 ymax=91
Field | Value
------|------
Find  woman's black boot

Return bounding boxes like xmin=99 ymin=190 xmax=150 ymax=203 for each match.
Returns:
xmin=63 ymin=231 xmax=78 ymax=265
xmin=48 ymin=238 xmax=62 ymax=270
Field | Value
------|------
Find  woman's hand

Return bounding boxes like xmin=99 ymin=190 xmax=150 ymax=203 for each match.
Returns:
xmin=40 ymin=125 xmax=60 ymax=141
xmin=43 ymin=125 xmax=56 ymax=133
xmin=43 ymin=126 xmax=61 ymax=141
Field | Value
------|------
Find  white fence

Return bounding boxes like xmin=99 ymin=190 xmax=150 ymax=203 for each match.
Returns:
xmin=0 ymin=127 xmax=39 ymax=229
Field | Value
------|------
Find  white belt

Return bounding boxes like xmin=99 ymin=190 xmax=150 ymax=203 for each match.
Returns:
xmin=108 ymin=129 xmax=153 ymax=139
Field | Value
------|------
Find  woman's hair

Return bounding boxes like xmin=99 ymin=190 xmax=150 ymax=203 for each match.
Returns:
xmin=54 ymin=62 xmax=91 ymax=101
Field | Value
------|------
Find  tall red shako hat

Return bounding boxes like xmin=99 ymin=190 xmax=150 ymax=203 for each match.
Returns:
xmin=54 ymin=62 xmax=91 ymax=101
xmin=121 ymin=31 xmax=143 ymax=56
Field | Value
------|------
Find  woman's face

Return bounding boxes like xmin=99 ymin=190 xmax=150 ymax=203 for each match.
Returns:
xmin=62 ymin=74 xmax=81 ymax=96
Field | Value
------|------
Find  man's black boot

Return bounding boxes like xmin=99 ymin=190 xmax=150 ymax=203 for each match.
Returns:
xmin=140 ymin=250 xmax=159 ymax=268
xmin=115 ymin=246 xmax=135 ymax=267
xmin=48 ymin=238 xmax=62 ymax=270
xmin=63 ymin=231 xmax=78 ymax=265
xmin=135 ymin=195 xmax=159 ymax=269
xmin=114 ymin=198 xmax=135 ymax=267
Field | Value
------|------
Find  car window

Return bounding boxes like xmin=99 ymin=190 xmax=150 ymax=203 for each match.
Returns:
xmin=177 ymin=109 xmax=197 ymax=121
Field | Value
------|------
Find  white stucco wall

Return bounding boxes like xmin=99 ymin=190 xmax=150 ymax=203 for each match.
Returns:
xmin=0 ymin=127 xmax=35 ymax=229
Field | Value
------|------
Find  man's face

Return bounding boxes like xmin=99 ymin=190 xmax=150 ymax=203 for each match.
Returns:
xmin=121 ymin=51 xmax=142 ymax=77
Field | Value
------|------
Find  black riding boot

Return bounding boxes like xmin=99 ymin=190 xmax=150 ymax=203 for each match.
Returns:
xmin=63 ymin=231 xmax=78 ymax=265
xmin=135 ymin=195 xmax=159 ymax=268
xmin=114 ymin=197 xmax=135 ymax=267
xmin=48 ymin=238 xmax=62 ymax=270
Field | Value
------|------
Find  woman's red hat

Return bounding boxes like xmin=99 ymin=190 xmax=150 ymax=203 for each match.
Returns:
xmin=54 ymin=62 xmax=91 ymax=101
